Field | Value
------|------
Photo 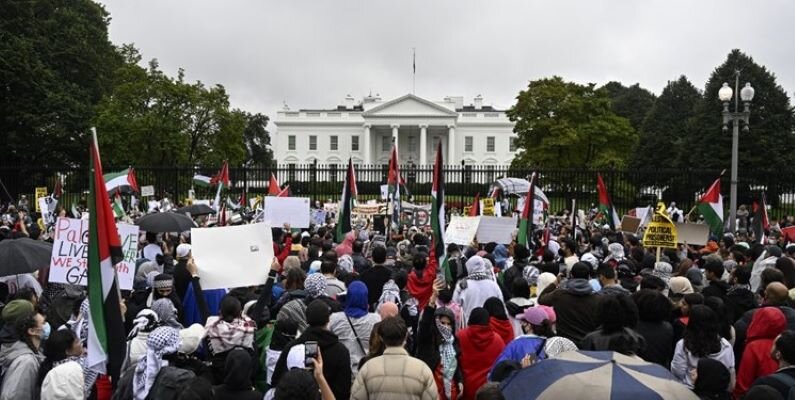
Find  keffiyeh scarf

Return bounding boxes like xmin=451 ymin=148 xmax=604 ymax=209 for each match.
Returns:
xmin=435 ymin=319 xmax=457 ymax=399
xmin=133 ymin=327 xmax=181 ymax=400
xmin=151 ymin=298 xmax=182 ymax=329
xmin=205 ymin=316 xmax=256 ymax=354
xmin=377 ymin=280 xmax=401 ymax=309
xmin=304 ymin=273 xmax=328 ymax=298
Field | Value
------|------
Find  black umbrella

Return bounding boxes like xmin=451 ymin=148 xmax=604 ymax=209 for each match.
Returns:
xmin=0 ymin=238 xmax=53 ymax=277
xmin=175 ymin=204 xmax=216 ymax=216
xmin=136 ymin=212 xmax=196 ymax=233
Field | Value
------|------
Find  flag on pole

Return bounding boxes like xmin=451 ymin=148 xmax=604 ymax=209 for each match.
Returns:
xmin=336 ymin=159 xmax=357 ymax=242
xmin=268 ymin=173 xmax=281 ymax=196
xmin=87 ymin=129 xmax=126 ymax=381
xmin=387 ymin=145 xmax=402 ymax=230
xmin=277 ymin=185 xmax=291 ymax=198
xmin=211 ymin=161 xmax=230 ymax=211
xmin=468 ymin=193 xmax=481 ymax=217
xmin=104 ymin=167 xmax=138 ymax=195
xmin=112 ymin=193 xmax=125 ymax=219
xmin=192 ymin=174 xmax=212 ymax=188
xmin=752 ymin=192 xmax=770 ymax=244
xmin=597 ymin=174 xmax=621 ymax=230
xmin=517 ymin=173 xmax=536 ymax=249
xmin=696 ymin=177 xmax=724 ymax=237
xmin=430 ymin=142 xmax=449 ymax=283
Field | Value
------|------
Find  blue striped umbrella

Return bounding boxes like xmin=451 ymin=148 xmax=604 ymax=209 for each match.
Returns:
xmin=500 ymin=351 xmax=697 ymax=400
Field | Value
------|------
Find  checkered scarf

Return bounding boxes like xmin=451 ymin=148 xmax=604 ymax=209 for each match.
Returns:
xmin=134 ymin=327 xmax=180 ymax=400
xmin=151 ymin=298 xmax=182 ymax=329
xmin=205 ymin=315 xmax=256 ymax=354
xmin=435 ymin=318 xmax=457 ymax=399
xmin=304 ymin=273 xmax=327 ymax=298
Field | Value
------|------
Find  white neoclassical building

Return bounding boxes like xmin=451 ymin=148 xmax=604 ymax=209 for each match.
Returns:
xmin=274 ymin=93 xmax=517 ymax=166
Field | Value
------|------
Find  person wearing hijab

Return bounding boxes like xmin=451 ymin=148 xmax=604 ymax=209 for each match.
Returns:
xmin=123 ymin=309 xmax=161 ymax=371
xmin=213 ymin=348 xmax=263 ymax=400
xmin=416 ymin=283 xmax=463 ymax=400
xmin=205 ymin=295 xmax=257 ymax=384
xmin=484 ymin=297 xmax=514 ymax=346
xmin=329 ymin=281 xmax=381 ymax=376
xmin=457 ymin=308 xmax=505 ymax=400
xmin=734 ymin=307 xmax=787 ymax=397
xmin=335 ymin=231 xmax=356 ymax=258
xmin=453 ymin=256 xmax=504 ymax=326
xmin=266 ymin=319 xmax=298 ymax=389
xmin=693 ymin=358 xmax=731 ymax=400
xmin=277 ymin=273 xmax=341 ymax=332
xmin=151 ymin=298 xmax=182 ymax=329
xmin=131 ymin=326 xmax=194 ymax=400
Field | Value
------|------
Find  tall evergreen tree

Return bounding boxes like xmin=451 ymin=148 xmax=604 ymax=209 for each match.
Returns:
xmin=602 ymin=81 xmax=657 ymax=134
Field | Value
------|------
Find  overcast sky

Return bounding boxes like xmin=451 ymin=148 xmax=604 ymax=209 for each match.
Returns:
xmin=101 ymin=0 xmax=794 ymax=125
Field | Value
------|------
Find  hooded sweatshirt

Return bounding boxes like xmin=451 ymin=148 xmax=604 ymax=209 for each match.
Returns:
xmin=734 ymin=307 xmax=787 ymax=397
xmin=213 ymin=348 xmax=263 ymax=400
xmin=0 ymin=340 xmax=44 ymax=400
xmin=538 ymin=278 xmax=600 ymax=347
xmin=335 ymin=232 xmax=356 ymax=258
xmin=457 ymin=324 xmax=505 ymax=400
xmin=452 ymin=256 xmax=504 ymax=325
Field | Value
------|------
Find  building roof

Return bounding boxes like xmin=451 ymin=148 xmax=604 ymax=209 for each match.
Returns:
xmin=298 ymin=105 xmax=364 ymax=112
xmin=457 ymin=105 xmax=504 ymax=112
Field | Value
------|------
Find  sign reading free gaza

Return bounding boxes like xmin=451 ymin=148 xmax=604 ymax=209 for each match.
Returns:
xmin=643 ymin=203 xmax=678 ymax=249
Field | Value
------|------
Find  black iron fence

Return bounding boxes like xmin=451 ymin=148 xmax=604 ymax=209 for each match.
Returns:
xmin=2 ymin=164 xmax=794 ymax=218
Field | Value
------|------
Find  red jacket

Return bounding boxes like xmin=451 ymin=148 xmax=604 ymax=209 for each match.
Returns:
xmin=457 ymin=324 xmax=505 ymax=400
xmin=489 ymin=317 xmax=515 ymax=346
xmin=408 ymin=247 xmax=439 ymax=310
xmin=735 ymin=307 xmax=787 ymax=397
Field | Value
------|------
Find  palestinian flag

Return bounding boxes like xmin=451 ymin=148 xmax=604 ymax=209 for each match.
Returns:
xmin=468 ymin=193 xmax=481 ymax=216
xmin=268 ymin=173 xmax=281 ymax=196
xmin=752 ymin=192 xmax=770 ymax=244
xmin=597 ymin=173 xmax=621 ymax=230
xmin=87 ymin=131 xmax=126 ymax=382
xmin=276 ymin=185 xmax=290 ymax=198
xmin=192 ymin=174 xmax=212 ymax=188
xmin=387 ymin=145 xmax=401 ymax=230
xmin=697 ymin=177 xmax=724 ymax=237
xmin=517 ymin=173 xmax=536 ymax=249
xmin=430 ymin=142 xmax=450 ymax=283
xmin=336 ymin=159 xmax=357 ymax=242
xmin=211 ymin=161 xmax=230 ymax=211
xmin=112 ymin=193 xmax=125 ymax=219
xmin=226 ymin=196 xmax=241 ymax=211
xmin=104 ymin=168 xmax=138 ymax=195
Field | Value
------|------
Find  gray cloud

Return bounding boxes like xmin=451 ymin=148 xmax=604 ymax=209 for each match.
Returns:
xmin=101 ymin=0 xmax=795 ymax=124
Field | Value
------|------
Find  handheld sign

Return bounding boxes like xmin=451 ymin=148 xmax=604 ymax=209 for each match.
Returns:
xmin=35 ymin=187 xmax=48 ymax=212
xmin=643 ymin=202 xmax=678 ymax=249
xmin=141 ymin=185 xmax=155 ymax=197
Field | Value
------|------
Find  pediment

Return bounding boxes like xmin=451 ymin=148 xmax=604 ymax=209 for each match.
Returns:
xmin=363 ymin=94 xmax=458 ymax=117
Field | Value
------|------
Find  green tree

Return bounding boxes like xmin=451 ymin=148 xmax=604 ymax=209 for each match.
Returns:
xmin=241 ymin=112 xmax=274 ymax=166
xmin=0 ymin=0 xmax=120 ymax=166
xmin=507 ymin=76 xmax=638 ymax=169
xmin=602 ymin=81 xmax=657 ymax=133
xmin=629 ymin=76 xmax=701 ymax=174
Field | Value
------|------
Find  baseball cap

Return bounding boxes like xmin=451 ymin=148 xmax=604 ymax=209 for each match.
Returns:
xmin=286 ymin=344 xmax=307 ymax=370
xmin=516 ymin=305 xmax=555 ymax=325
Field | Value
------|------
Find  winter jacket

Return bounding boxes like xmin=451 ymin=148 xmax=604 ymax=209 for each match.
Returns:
xmin=276 ymin=292 xmax=342 ymax=332
xmin=408 ymin=250 xmax=439 ymax=310
xmin=580 ymin=327 xmax=645 ymax=355
xmin=271 ymin=327 xmax=351 ymax=400
xmin=489 ymin=317 xmax=515 ymax=346
xmin=671 ymin=337 xmax=735 ymax=388
xmin=173 ymin=258 xmax=192 ymax=302
xmin=457 ymin=325 xmax=505 ymax=400
xmin=734 ymin=305 xmax=795 ymax=367
xmin=41 ymin=361 xmax=84 ymax=400
xmin=328 ymin=311 xmax=381 ymax=376
xmin=701 ymin=280 xmax=730 ymax=303
xmin=361 ymin=264 xmax=394 ymax=308
xmin=351 ymin=252 xmax=371 ymax=273
xmin=350 ymin=346 xmax=438 ymax=400
xmin=491 ymin=334 xmax=547 ymax=378
xmin=598 ymin=283 xmax=631 ymax=297
xmin=538 ymin=279 xmax=600 ymax=347
xmin=635 ymin=320 xmax=674 ymax=368
xmin=501 ymin=259 xmax=528 ymax=298
xmin=112 ymin=365 xmax=195 ymax=400
xmin=0 ymin=340 xmax=43 ymax=400
xmin=734 ymin=307 xmax=787 ymax=397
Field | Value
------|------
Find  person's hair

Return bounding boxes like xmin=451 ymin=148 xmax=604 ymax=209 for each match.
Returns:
xmin=761 ymin=268 xmax=785 ymax=290
xmin=447 ymin=243 xmax=460 ymax=255
xmin=776 ymin=257 xmax=795 ymax=289
xmin=320 ymin=260 xmax=336 ymax=275
xmin=511 ymin=277 xmax=530 ymax=299
xmin=744 ymin=385 xmax=786 ymax=400
xmin=176 ymin=376 xmax=215 ymax=400
xmin=684 ymin=293 xmax=705 ymax=307
xmin=775 ymin=330 xmax=795 ymax=365
xmin=684 ymin=305 xmax=722 ymax=357
xmin=528 ymin=319 xmax=556 ymax=338
xmin=412 ymin=253 xmax=427 ymax=271
xmin=704 ymin=296 xmax=732 ymax=342
xmin=733 ymin=265 xmax=752 ymax=285
xmin=379 ymin=317 xmax=408 ymax=347
xmin=321 ymin=250 xmax=337 ymax=263
xmin=598 ymin=294 xmax=638 ymax=333
xmin=274 ymin=369 xmax=320 ymax=400
xmin=490 ymin=360 xmax=522 ymax=383
xmin=632 ymin=289 xmax=672 ymax=323
xmin=146 ymin=232 xmax=158 ymax=243
xmin=38 ymin=329 xmax=77 ymax=384
xmin=627 ymin=236 xmax=640 ymax=247
xmin=597 ymin=264 xmax=616 ymax=280
xmin=353 ymin=240 xmax=364 ymax=253
xmin=284 ymin=267 xmax=307 ymax=291
xmin=14 ymin=311 xmax=41 ymax=352
xmin=12 ymin=287 xmax=37 ymax=304
xmin=321 ymin=241 xmax=333 ymax=253
xmin=372 ymin=246 xmax=387 ymax=264
xmin=639 ymin=275 xmax=666 ymax=291
xmin=561 ymin=238 xmax=576 ymax=255
xmin=675 ymin=259 xmax=693 ymax=277
xmin=393 ymin=270 xmax=408 ymax=290
xmin=475 ymin=382 xmax=506 ymax=400
xmin=570 ymin=262 xmax=590 ymax=280
xmin=438 ymin=289 xmax=453 ymax=304
xmin=541 ymin=249 xmax=554 ymax=262
xmin=731 ymin=250 xmax=747 ymax=264
xmin=220 ymin=295 xmax=242 ymax=323
xmin=703 ymin=260 xmax=725 ymax=280
xmin=630 ymin=247 xmax=645 ymax=264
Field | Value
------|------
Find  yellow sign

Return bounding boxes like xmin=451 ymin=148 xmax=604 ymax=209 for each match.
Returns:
xmin=643 ymin=202 xmax=678 ymax=248
xmin=35 ymin=187 xmax=48 ymax=212
xmin=482 ymin=198 xmax=495 ymax=216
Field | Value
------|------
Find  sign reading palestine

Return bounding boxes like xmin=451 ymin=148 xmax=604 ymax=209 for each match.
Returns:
xmin=643 ymin=202 xmax=678 ymax=249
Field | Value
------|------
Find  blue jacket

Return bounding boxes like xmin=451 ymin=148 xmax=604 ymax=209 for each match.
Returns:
xmin=490 ymin=334 xmax=547 ymax=378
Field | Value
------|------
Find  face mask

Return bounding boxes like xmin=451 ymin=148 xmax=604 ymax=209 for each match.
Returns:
xmin=40 ymin=322 xmax=51 ymax=341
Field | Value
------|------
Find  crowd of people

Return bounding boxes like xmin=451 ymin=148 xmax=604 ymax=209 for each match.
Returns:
xmin=2 ymin=199 xmax=795 ymax=399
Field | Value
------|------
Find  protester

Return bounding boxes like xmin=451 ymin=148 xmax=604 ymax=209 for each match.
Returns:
xmin=321 ymin=260 xmax=346 ymax=299
xmin=453 ymin=256 xmax=504 ymax=326
xmin=328 ymin=281 xmax=380 ymax=375
xmin=360 ymin=246 xmax=392 ymax=308
xmin=538 ymin=262 xmax=600 ymax=346
xmin=40 ymin=329 xmax=90 ymax=400
xmin=458 ymin=308 xmax=506 ymax=400
xmin=734 ymin=307 xmax=787 ymax=397
xmin=266 ymin=319 xmax=298 ymax=388
xmin=491 ymin=306 xmax=554 ymax=374
xmin=596 ymin=264 xmax=631 ymax=296
xmin=632 ymin=289 xmax=675 ymax=367
xmin=580 ymin=293 xmax=645 ymax=356
xmin=0 ymin=305 xmax=45 ymax=400
xmin=734 ymin=282 xmax=795 ymax=366
xmin=416 ymin=280 xmax=462 ymax=400
xmin=351 ymin=316 xmax=437 ymax=400
xmin=213 ymin=348 xmax=263 ymax=400
xmin=692 ymin=357 xmax=732 ymax=400
xmin=204 ymin=295 xmax=256 ymax=384
xmin=725 ymin=265 xmax=757 ymax=323
xmin=749 ymin=330 xmax=795 ymax=398
xmin=671 ymin=305 xmax=736 ymax=390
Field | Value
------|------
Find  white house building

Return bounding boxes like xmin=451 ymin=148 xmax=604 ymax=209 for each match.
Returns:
xmin=273 ymin=93 xmax=517 ymax=166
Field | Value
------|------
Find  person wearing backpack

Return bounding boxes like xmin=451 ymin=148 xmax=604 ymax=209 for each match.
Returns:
xmin=749 ymin=330 xmax=795 ymax=399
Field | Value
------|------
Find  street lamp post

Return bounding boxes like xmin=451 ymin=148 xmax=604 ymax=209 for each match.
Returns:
xmin=718 ymin=73 xmax=754 ymax=233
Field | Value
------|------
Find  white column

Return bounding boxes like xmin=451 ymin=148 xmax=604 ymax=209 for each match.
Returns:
xmin=391 ymin=124 xmax=400 ymax=153
xmin=419 ymin=124 xmax=428 ymax=165
xmin=362 ymin=124 xmax=371 ymax=165
xmin=447 ymin=124 xmax=456 ymax=164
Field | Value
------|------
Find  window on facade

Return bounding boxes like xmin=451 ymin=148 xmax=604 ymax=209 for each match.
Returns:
xmin=408 ymin=136 xmax=417 ymax=152
xmin=352 ymin=136 xmax=360 ymax=151
xmin=288 ymin=135 xmax=296 ymax=151
xmin=464 ymin=136 xmax=473 ymax=152
xmin=330 ymin=135 xmax=338 ymax=151
xmin=382 ymin=136 xmax=391 ymax=152
xmin=309 ymin=135 xmax=317 ymax=151
xmin=509 ymin=137 xmax=518 ymax=152
xmin=486 ymin=136 xmax=495 ymax=152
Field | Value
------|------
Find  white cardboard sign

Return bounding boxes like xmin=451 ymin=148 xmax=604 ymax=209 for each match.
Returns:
xmin=262 ymin=197 xmax=310 ymax=228
xmin=141 ymin=185 xmax=155 ymax=197
xmin=476 ymin=216 xmax=518 ymax=244
xmin=191 ymin=223 xmax=274 ymax=290
xmin=444 ymin=216 xmax=480 ymax=246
